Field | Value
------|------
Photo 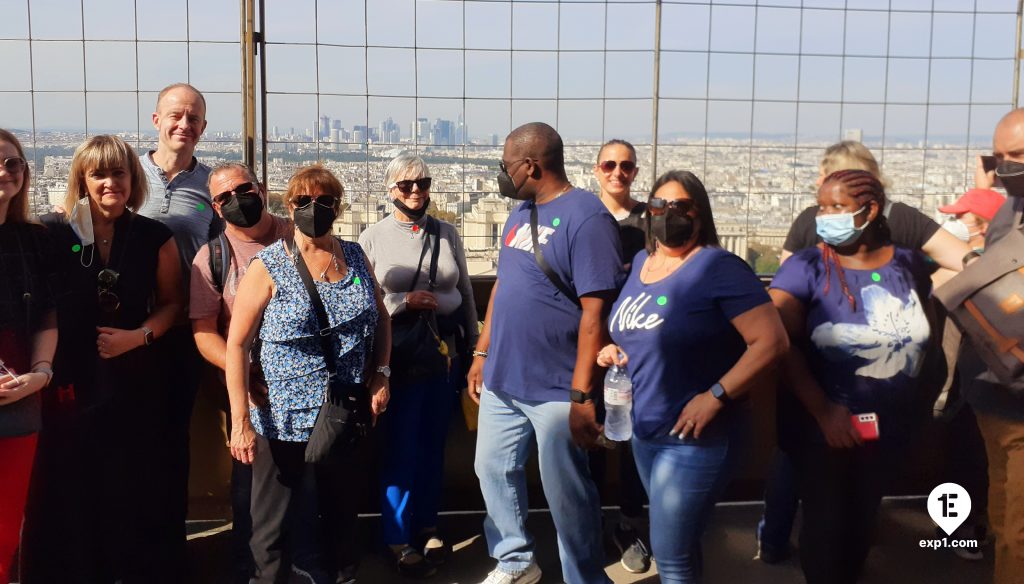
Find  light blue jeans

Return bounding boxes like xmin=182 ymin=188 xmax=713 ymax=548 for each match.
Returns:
xmin=474 ymin=386 xmax=610 ymax=584
xmin=632 ymin=413 xmax=746 ymax=584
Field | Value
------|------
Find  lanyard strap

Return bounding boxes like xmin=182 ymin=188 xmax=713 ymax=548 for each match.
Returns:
xmin=529 ymin=204 xmax=581 ymax=309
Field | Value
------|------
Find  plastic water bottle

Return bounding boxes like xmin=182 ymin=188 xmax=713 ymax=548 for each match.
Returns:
xmin=604 ymin=365 xmax=633 ymax=441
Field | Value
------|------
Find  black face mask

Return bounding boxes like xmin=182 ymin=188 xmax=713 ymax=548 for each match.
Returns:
xmin=996 ymin=160 xmax=1024 ymax=198
xmin=498 ymin=170 xmax=529 ymax=200
xmin=294 ymin=203 xmax=337 ymax=238
xmin=649 ymin=213 xmax=695 ymax=248
xmin=393 ymin=196 xmax=430 ymax=220
xmin=220 ymin=193 xmax=264 ymax=228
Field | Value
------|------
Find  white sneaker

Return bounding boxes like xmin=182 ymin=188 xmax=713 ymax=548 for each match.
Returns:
xmin=480 ymin=561 xmax=542 ymax=584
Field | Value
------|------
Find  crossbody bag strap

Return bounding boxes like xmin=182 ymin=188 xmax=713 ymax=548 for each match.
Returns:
xmin=426 ymin=216 xmax=442 ymax=290
xmin=529 ymin=204 xmax=581 ymax=309
xmin=288 ymin=239 xmax=337 ymax=394
xmin=406 ymin=222 xmax=432 ymax=293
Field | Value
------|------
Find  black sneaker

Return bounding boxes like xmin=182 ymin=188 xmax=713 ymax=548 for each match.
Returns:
xmin=421 ymin=534 xmax=451 ymax=566
xmin=613 ymin=524 xmax=652 ymax=574
xmin=394 ymin=545 xmax=437 ymax=579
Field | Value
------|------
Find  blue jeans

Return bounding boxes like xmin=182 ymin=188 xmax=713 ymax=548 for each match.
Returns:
xmin=632 ymin=416 xmax=744 ymax=584
xmin=474 ymin=386 xmax=610 ymax=584
xmin=379 ymin=369 xmax=458 ymax=545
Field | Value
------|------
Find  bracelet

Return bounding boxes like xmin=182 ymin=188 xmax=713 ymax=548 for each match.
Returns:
xmin=31 ymin=360 xmax=52 ymax=369
xmin=962 ymin=250 xmax=982 ymax=267
xmin=472 ymin=350 xmax=488 ymax=358
xmin=31 ymin=366 xmax=53 ymax=388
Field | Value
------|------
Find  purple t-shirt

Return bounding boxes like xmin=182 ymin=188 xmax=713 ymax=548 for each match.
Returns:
xmin=609 ymin=247 xmax=770 ymax=440
xmin=770 ymin=246 xmax=932 ymax=443
xmin=483 ymin=189 xmax=624 ymax=402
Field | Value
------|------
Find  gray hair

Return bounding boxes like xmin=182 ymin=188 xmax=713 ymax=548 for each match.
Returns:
xmin=384 ymin=153 xmax=430 ymax=187
xmin=208 ymin=162 xmax=258 ymax=191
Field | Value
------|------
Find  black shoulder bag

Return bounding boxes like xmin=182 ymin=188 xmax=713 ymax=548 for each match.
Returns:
xmin=390 ymin=217 xmax=450 ymax=384
xmin=289 ymin=238 xmax=370 ymax=464
xmin=530 ymin=203 xmax=581 ymax=309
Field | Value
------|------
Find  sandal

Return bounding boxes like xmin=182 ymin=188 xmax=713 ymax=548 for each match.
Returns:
xmin=420 ymin=533 xmax=451 ymax=566
xmin=394 ymin=545 xmax=436 ymax=579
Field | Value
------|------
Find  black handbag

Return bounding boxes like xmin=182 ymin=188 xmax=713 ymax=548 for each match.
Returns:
xmin=288 ymin=238 xmax=370 ymax=464
xmin=390 ymin=217 xmax=450 ymax=383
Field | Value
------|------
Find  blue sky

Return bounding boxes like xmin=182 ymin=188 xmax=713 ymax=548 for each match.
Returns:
xmin=0 ymin=0 xmax=1019 ymax=145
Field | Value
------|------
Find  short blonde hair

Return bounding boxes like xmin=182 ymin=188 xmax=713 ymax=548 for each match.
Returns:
xmin=64 ymin=136 xmax=148 ymax=216
xmin=0 ymin=129 xmax=31 ymax=224
xmin=820 ymin=141 xmax=888 ymax=187
xmin=283 ymin=164 xmax=344 ymax=208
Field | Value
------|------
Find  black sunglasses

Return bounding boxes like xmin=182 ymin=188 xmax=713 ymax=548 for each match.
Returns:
xmin=390 ymin=177 xmax=432 ymax=194
xmin=2 ymin=156 xmax=27 ymax=174
xmin=214 ymin=181 xmax=258 ymax=205
xmin=97 ymin=268 xmax=121 ymax=313
xmin=499 ymin=159 xmax=527 ymax=174
xmin=648 ymin=197 xmax=696 ymax=216
xmin=294 ymin=194 xmax=339 ymax=209
xmin=599 ymin=160 xmax=636 ymax=174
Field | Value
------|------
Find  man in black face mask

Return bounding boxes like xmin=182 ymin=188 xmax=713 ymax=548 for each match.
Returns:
xmin=960 ymin=109 xmax=1024 ymax=584
xmin=467 ymin=123 xmax=623 ymax=584
xmin=189 ymin=162 xmax=293 ymax=584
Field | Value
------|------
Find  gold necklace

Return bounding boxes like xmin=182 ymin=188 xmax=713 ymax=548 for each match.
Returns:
xmin=318 ymin=241 xmax=341 ymax=281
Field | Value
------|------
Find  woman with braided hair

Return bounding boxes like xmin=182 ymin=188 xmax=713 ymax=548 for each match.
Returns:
xmin=768 ymin=169 xmax=934 ymax=584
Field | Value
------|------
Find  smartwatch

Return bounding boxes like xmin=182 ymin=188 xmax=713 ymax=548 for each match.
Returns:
xmin=376 ymin=365 xmax=391 ymax=378
xmin=569 ymin=389 xmax=593 ymax=404
xmin=142 ymin=326 xmax=154 ymax=346
xmin=709 ymin=382 xmax=730 ymax=403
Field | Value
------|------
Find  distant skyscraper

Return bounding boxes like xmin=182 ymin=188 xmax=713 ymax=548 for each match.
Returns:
xmin=416 ymin=117 xmax=429 ymax=144
xmin=319 ymin=115 xmax=331 ymax=139
xmin=490 ymin=133 xmax=499 ymax=147
xmin=432 ymin=118 xmax=453 ymax=146
xmin=844 ymin=128 xmax=863 ymax=143
xmin=331 ymin=119 xmax=342 ymax=131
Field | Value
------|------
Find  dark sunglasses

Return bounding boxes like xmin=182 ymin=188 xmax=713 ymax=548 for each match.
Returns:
xmin=499 ymin=159 xmax=527 ymax=174
xmin=213 ymin=182 xmax=258 ymax=205
xmin=648 ymin=197 xmax=695 ymax=216
xmin=390 ymin=177 xmax=432 ymax=194
xmin=97 ymin=268 xmax=121 ymax=313
xmin=599 ymin=160 xmax=636 ymax=174
xmin=294 ymin=194 xmax=339 ymax=209
xmin=2 ymin=156 xmax=27 ymax=174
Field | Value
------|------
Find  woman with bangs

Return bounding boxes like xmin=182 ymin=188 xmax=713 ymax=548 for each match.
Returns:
xmin=21 ymin=135 xmax=182 ymax=583
xmin=0 ymin=129 xmax=57 ymax=584
xmin=226 ymin=165 xmax=390 ymax=584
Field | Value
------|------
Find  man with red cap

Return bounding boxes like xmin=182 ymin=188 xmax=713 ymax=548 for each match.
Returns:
xmin=938 ymin=188 xmax=1006 ymax=251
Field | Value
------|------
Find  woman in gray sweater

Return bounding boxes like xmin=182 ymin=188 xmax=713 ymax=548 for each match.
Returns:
xmin=358 ymin=153 xmax=477 ymax=578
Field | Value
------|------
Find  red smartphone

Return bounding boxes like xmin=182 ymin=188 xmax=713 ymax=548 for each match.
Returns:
xmin=851 ymin=412 xmax=880 ymax=441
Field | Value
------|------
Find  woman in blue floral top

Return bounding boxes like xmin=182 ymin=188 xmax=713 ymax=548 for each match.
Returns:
xmin=770 ymin=169 xmax=933 ymax=584
xmin=225 ymin=165 xmax=391 ymax=584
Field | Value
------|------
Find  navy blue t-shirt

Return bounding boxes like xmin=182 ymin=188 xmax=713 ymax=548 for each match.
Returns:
xmin=484 ymin=189 xmax=624 ymax=402
xmin=608 ymin=247 xmax=770 ymax=440
xmin=770 ymin=246 xmax=932 ymax=444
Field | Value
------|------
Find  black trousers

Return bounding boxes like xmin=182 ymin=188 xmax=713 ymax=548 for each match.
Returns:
xmin=250 ymin=434 xmax=359 ymax=584
xmin=790 ymin=441 xmax=898 ymax=584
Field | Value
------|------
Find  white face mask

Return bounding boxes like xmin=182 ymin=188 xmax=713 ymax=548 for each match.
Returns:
xmin=70 ymin=196 xmax=96 ymax=267
xmin=941 ymin=219 xmax=971 ymax=243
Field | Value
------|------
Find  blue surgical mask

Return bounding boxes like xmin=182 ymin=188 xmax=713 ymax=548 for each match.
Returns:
xmin=815 ymin=206 xmax=869 ymax=247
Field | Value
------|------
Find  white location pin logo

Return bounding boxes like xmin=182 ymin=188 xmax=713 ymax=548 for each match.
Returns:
xmin=928 ymin=482 xmax=971 ymax=536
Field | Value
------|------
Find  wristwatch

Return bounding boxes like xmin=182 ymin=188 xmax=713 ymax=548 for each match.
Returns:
xmin=569 ymin=389 xmax=593 ymax=404
xmin=141 ymin=326 xmax=154 ymax=346
xmin=709 ymin=382 xmax=730 ymax=403
xmin=962 ymin=249 xmax=982 ymax=267
xmin=375 ymin=365 xmax=391 ymax=378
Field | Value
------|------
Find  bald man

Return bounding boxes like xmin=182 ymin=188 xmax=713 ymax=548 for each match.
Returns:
xmin=136 ymin=82 xmax=216 ymax=577
xmin=467 ymin=123 xmax=623 ymax=584
xmin=960 ymin=108 xmax=1024 ymax=584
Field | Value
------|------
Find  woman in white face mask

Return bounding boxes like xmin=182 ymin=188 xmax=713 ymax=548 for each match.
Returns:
xmin=938 ymin=188 xmax=1006 ymax=251
xmin=769 ymin=169 xmax=935 ymax=584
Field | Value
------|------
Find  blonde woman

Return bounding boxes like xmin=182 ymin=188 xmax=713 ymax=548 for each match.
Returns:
xmin=22 ymin=135 xmax=182 ymax=582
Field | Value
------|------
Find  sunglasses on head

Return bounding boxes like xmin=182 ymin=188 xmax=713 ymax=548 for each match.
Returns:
xmin=648 ymin=197 xmax=695 ymax=216
xmin=389 ymin=177 xmax=432 ymax=194
xmin=214 ymin=182 xmax=258 ymax=205
xmin=294 ymin=194 xmax=339 ymax=209
xmin=2 ymin=156 xmax=26 ymax=174
xmin=599 ymin=160 xmax=636 ymax=174
xmin=97 ymin=268 xmax=121 ymax=313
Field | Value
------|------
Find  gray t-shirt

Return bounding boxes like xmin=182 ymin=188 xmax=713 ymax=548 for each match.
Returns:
xmin=137 ymin=152 xmax=216 ymax=289
xmin=358 ymin=214 xmax=479 ymax=350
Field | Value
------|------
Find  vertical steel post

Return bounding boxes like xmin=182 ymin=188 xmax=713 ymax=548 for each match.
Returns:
xmin=241 ymin=0 xmax=256 ymax=168
xmin=1015 ymin=0 xmax=1023 ymax=107
xmin=651 ymin=0 xmax=662 ymax=183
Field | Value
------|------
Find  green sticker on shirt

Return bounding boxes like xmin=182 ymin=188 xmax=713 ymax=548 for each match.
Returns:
xmin=871 ymin=272 xmax=881 ymax=282
xmin=552 ymin=218 xmax=561 ymax=227
xmin=196 ymin=203 xmax=206 ymax=211
xmin=71 ymin=244 xmax=82 ymax=252
xmin=353 ymin=276 xmax=362 ymax=285
xmin=657 ymin=295 xmax=668 ymax=306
